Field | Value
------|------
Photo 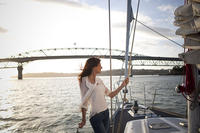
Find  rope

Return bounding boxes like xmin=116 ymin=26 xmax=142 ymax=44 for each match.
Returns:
xmin=152 ymin=89 xmax=157 ymax=107
xmin=107 ymin=0 xmax=113 ymax=132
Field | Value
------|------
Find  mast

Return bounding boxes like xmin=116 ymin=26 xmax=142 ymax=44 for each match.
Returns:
xmin=185 ymin=1 xmax=200 ymax=133
xmin=124 ymin=0 xmax=132 ymax=79
xmin=188 ymin=65 xmax=200 ymax=133
xmin=116 ymin=1 xmax=132 ymax=132
xmin=174 ymin=0 xmax=200 ymax=132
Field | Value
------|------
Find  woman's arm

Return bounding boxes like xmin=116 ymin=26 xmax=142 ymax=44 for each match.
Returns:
xmin=108 ymin=77 xmax=129 ymax=98
xmin=79 ymin=78 xmax=89 ymax=128
xmin=79 ymin=108 xmax=86 ymax=128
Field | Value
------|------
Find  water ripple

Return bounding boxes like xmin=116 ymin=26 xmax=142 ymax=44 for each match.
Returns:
xmin=0 ymin=76 xmax=186 ymax=132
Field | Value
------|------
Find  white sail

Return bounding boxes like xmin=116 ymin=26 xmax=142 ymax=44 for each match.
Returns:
xmin=174 ymin=3 xmax=193 ymax=17
xmin=184 ymin=38 xmax=200 ymax=49
xmin=175 ymin=17 xmax=200 ymax=36
xmin=190 ymin=0 xmax=200 ymax=3
xmin=174 ymin=1 xmax=200 ymax=35
xmin=184 ymin=33 xmax=200 ymax=41
xmin=192 ymin=2 xmax=200 ymax=16
xmin=179 ymin=50 xmax=200 ymax=64
xmin=176 ymin=27 xmax=199 ymax=36
xmin=174 ymin=2 xmax=200 ymax=17
xmin=174 ymin=16 xmax=193 ymax=21
xmin=175 ymin=1 xmax=200 ymax=133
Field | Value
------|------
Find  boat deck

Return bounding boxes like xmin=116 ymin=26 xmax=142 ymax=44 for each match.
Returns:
xmin=111 ymin=102 xmax=186 ymax=133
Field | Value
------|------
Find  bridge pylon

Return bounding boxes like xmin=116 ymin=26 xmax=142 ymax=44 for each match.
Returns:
xmin=17 ymin=64 xmax=23 ymax=80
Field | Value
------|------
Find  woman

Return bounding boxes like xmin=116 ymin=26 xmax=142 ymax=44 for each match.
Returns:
xmin=78 ymin=57 xmax=129 ymax=133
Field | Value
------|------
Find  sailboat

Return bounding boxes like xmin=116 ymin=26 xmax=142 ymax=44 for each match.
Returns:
xmin=110 ymin=0 xmax=200 ymax=133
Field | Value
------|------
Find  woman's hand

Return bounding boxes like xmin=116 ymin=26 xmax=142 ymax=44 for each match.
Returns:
xmin=78 ymin=119 xmax=86 ymax=128
xmin=121 ymin=77 xmax=129 ymax=87
xmin=108 ymin=77 xmax=129 ymax=98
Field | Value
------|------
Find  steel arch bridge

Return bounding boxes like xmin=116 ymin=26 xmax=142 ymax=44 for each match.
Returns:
xmin=0 ymin=47 xmax=183 ymax=79
xmin=0 ymin=47 xmax=183 ymax=65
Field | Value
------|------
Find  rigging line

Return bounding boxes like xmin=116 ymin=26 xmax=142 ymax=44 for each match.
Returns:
xmin=129 ymin=21 xmax=134 ymax=38
xmin=128 ymin=0 xmax=140 ymax=76
xmin=108 ymin=0 xmax=113 ymax=132
xmin=133 ymin=18 xmax=183 ymax=48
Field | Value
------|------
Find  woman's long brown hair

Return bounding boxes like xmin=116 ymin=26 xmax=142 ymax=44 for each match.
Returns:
xmin=78 ymin=57 xmax=101 ymax=83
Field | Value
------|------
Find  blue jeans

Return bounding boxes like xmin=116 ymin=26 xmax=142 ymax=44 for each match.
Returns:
xmin=89 ymin=109 xmax=110 ymax=133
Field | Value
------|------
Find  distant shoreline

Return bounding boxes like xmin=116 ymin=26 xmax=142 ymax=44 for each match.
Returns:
xmin=11 ymin=69 xmax=183 ymax=78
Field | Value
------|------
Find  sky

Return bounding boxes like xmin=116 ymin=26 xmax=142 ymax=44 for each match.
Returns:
xmin=0 ymin=0 xmax=184 ymax=78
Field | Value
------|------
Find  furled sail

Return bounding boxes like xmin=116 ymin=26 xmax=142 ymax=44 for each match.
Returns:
xmin=174 ymin=2 xmax=200 ymax=36
xmin=174 ymin=0 xmax=200 ymax=64
xmin=174 ymin=1 xmax=200 ymax=133
xmin=192 ymin=0 xmax=200 ymax=3
xmin=179 ymin=50 xmax=200 ymax=64
xmin=184 ymin=33 xmax=200 ymax=41
xmin=184 ymin=38 xmax=200 ymax=49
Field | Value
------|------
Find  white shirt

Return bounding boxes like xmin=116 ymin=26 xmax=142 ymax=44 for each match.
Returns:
xmin=79 ymin=76 xmax=111 ymax=118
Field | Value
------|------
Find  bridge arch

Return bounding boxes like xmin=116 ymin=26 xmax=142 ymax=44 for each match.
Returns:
xmin=0 ymin=47 xmax=183 ymax=80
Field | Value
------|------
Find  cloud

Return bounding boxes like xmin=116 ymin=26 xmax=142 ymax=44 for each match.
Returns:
xmin=0 ymin=26 xmax=7 ymax=33
xmin=113 ymin=12 xmax=154 ymax=27
xmin=0 ymin=2 xmax=6 ymax=6
xmin=157 ymin=4 xmax=175 ymax=12
xmin=113 ymin=12 xmax=155 ymax=27
xmin=113 ymin=21 xmax=176 ymax=39
xmin=0 ymin=0 xmax=181 ymax=59
xmin=138 ymin=13 xmax=155 ymax=26
xmin=112 ymin=9 xmax=179 ymax=42
xmin=136 ymin=24 xmax=176 ymax=38
xmin=34 ymin=0 xmax=173 ymax=40
xmin=157 ymin=4 xmax=177 ymax=25
xmin=33 ymin=0 xmax=90 ymax=9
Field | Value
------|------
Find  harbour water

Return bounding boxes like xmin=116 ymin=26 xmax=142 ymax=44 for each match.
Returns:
xmin=0 ymin=75 xmax=186 ymax=133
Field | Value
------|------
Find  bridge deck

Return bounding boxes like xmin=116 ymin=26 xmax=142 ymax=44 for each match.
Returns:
xmin=0 ymin=55 xmax=183 ymax=63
